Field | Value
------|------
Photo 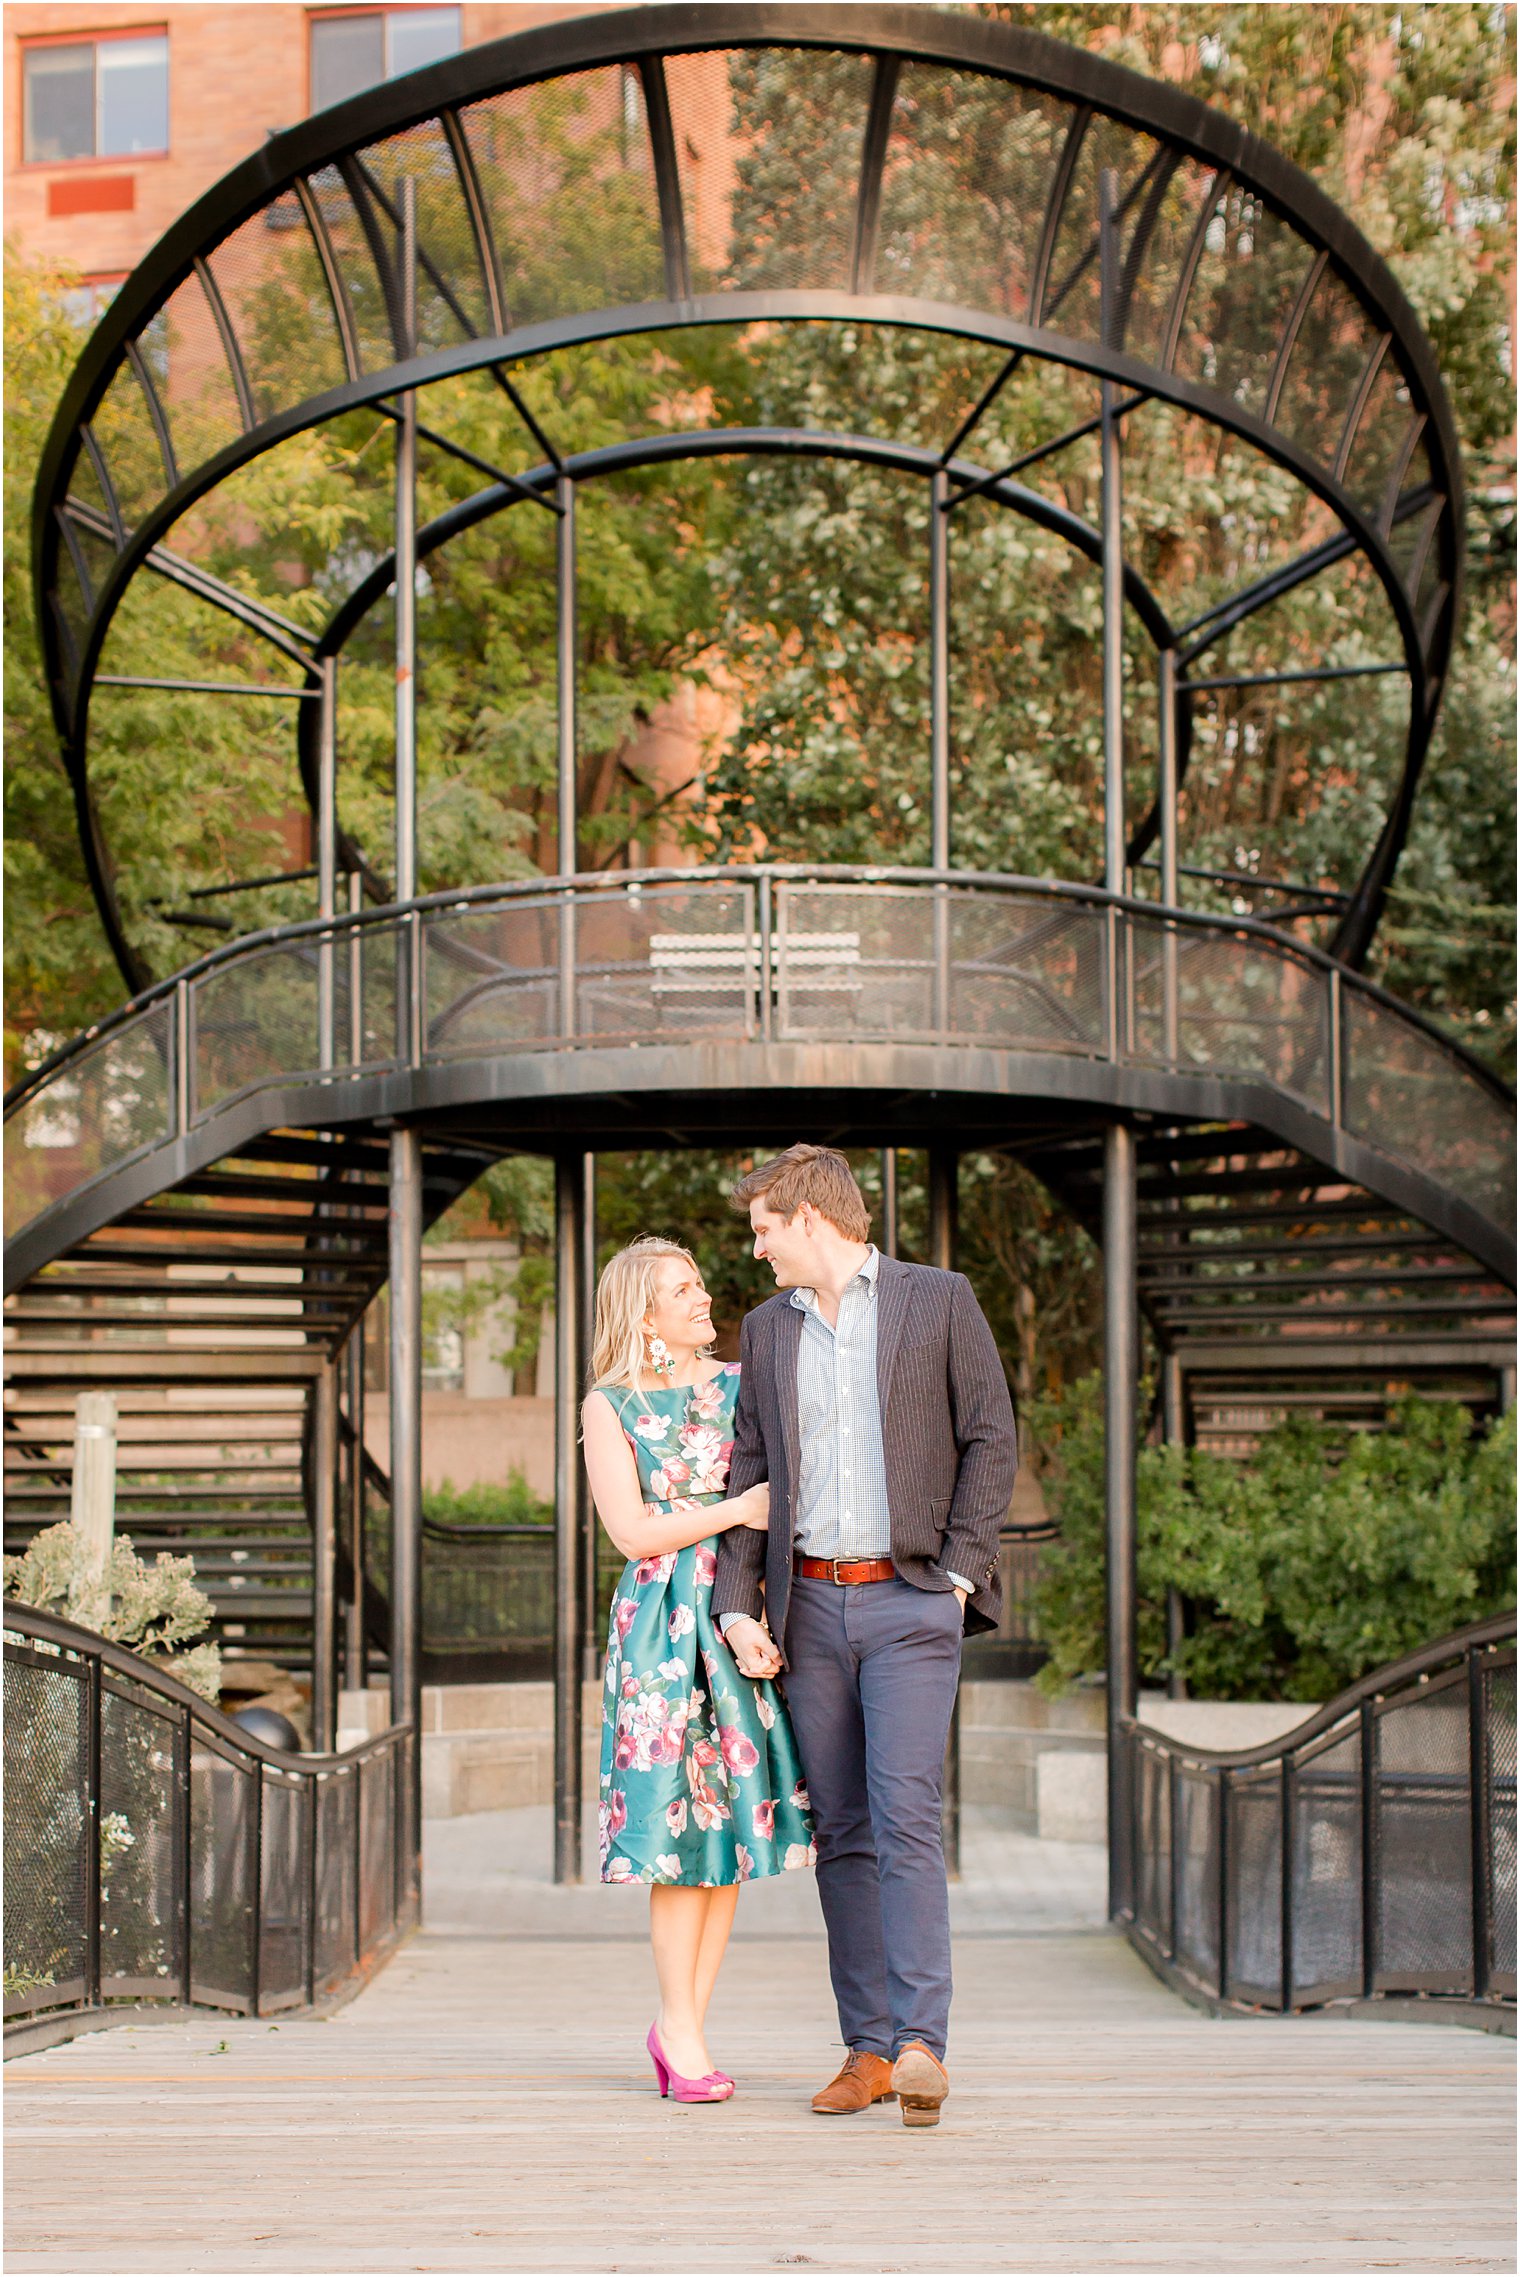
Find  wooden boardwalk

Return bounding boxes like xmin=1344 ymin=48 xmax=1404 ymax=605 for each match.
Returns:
xmin=5 ymin=1818 xmax=1514 ymax=2275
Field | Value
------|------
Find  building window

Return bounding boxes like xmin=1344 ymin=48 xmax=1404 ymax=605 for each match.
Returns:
xmin=58 ymin=274 xmax=126 ymax=328
xmin=309 ymin=7 xmax=461 ymax=114
xmin=23 ymin=34 xmax=169 ymax=164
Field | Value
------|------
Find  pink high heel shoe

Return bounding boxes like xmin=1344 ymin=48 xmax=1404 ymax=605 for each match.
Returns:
xmin=647 ymin=2022 xmax=733 ymax=2102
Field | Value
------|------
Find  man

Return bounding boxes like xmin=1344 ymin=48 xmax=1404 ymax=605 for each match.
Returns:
xmin=714 ymin=1144 xmax=1018 ymax=2128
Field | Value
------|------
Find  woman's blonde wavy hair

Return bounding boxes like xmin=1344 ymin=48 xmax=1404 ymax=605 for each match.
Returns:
xmin=590 ymin=1236 xmax=712 ymax=1390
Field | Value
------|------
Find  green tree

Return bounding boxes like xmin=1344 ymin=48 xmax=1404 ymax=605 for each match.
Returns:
xmin=1031 ymin=1374 xmax=1516 ymax=1701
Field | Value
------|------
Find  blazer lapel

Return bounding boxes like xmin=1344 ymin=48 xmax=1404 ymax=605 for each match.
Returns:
xmin=773 ymin=1300 xmax=803 ymax=1492
xmin=875 ymin=1254 xmax=912 ymax=1417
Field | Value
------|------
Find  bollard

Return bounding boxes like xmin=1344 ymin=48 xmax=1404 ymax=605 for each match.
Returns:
xmin=69 ymin=1390 xmax=118 ymax=1630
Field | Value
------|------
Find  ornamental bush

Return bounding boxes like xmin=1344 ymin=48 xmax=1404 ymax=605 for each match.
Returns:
xmin=1031 ymin=1379 xmax=1516 ymax=1703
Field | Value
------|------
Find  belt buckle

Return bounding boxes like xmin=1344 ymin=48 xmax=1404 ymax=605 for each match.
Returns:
xmin=830 ymin=1556 xmax=848 ymax=1586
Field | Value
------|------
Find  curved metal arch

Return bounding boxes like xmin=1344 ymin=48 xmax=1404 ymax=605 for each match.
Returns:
xmin=32 ymin=2 xmax=1463 ymax=989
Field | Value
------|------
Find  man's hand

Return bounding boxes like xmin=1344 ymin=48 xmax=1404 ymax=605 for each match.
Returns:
xmin=725 ymin=1615 xmax=783 ymax=1679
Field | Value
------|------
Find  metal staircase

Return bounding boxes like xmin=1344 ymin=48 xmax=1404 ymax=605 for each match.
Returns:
xmin=3 ymin=1127 xmax=494 ymax=1675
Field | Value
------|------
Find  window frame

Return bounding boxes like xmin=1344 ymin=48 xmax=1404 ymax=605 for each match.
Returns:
xmin=305 ymin=4 xmax=462 ymax=118
xmin=20 ymin=24 xmax=171 ymax=170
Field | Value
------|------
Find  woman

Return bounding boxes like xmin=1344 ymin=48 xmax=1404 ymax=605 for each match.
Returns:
xmin=583 ymin=1236 xmax=814 ymax=2104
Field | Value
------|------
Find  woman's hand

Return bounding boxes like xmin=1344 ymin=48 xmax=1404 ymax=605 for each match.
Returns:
xmin=729 ymin=1481 xmax=770 ymax=1530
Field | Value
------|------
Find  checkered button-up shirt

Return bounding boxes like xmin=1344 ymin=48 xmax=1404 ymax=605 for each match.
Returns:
xmin=790 ymin=1245 xmax=891 ymax=1560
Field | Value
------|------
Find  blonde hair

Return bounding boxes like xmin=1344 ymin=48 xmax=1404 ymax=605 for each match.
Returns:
xmin=590 ymin=1237 xmax=712 ymax=1390
xmin=729 ymin=1143 xmax=870 ymax=1242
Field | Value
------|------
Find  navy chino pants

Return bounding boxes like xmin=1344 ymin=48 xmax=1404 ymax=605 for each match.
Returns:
xmin=781 ymin=1573 xmax=963 ymax=2062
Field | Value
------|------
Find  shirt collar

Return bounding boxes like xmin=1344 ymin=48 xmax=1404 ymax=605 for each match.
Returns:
xmin=789 ymin=1244 xmax=880 ymax=1315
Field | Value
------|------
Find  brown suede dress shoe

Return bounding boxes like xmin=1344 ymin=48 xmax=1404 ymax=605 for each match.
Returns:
xmin=811 ymin=2050 xmax=896 ymax=2113
xmin=891 ymin=2041 xmax=949 ymax=2128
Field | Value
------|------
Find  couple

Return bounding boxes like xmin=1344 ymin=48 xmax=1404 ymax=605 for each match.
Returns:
xmin=582 ymin=1144 xmax=1018 ymax=2125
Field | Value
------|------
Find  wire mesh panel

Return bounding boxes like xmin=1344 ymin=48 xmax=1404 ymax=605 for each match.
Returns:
xmin=776 ymin=886 xmax=930 ymax=1040
xmin=1224 ymin=1767 xmax=1282 ymax=2006
xmin=188 ymin=1733 xmax=257 ymax=2009
xmin=1172 ymin=1767 xmax=1221 ymax=1989
xmin=259 ymin=1766 xmax=310 ymax=2010
xmin=950 ymin=891 xmax=1107 ymax=1053
xmin=338 ymin=919 xmax=402 ymax=1074
xmin=5 ymin=1005 xmax=173 ymax=1238
xmin=1131 ymin=920 xmax=1331 ymax=1111
xmin=1487 ymin=1660 xmax=1517 ymax=1996
xmin=314 ymin=1767 xmax=359 ymax=1995
xmin=98 ymin=1675 xmax=181 ymax=2000
xmin=1342 ymin=989 xmax=1515 ymax=1231
xmin=1289 ymin=1722 xmax=1363 ymax=2003
xmin=574 ymin=884 xmax=757 ymax=1042
xmin=192 ymin=941 xmax=321 ymax=1121
xmin=1375 ymin=1672 xmax=1473 ymax=1992
xmin=1133 ymin=1740 xmax=1171 ymax=1951
xmin=2 ymin=1643 xmax=90 ymax=2013
xmin=359 ymin=1746 xmax=395 ymax=1955
xmin=421 ymin=899 xmax=560 ymax=1056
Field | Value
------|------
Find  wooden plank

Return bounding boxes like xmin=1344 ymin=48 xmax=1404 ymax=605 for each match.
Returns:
xmin=4 ymin=1923 xmax=1511 ymax=2273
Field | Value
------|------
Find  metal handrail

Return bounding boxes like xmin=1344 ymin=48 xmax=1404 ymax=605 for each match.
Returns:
xmin=1128 ymin=1610 xmax=1516 ymax=1770
xmin=3 ymin=1600 xmax=416 ymax=2050
xmin=7 ymin=863 xmax=1512 ymax=1116
xmin=1124 ymin=1610 xmax=1516 ymax=2018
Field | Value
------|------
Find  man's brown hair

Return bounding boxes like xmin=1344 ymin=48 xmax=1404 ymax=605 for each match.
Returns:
xmin=729 ymin=1144 xmax=871 ymax=1243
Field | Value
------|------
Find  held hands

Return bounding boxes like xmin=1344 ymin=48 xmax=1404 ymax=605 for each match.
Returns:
xmin=725 ymin=1614 xmax=783 ymax=1680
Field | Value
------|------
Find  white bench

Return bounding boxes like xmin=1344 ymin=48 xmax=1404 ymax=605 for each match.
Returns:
xmin=648 ymin=931 xmax=861 ymax=998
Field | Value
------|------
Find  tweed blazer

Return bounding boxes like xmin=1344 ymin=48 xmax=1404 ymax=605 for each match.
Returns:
xmin=713 ymin=1255 xmax=1018 ymax=1652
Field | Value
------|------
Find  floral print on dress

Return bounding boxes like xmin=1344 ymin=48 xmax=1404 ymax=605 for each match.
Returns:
xmin=596 ymin=1364 xmax=815 ymax=1888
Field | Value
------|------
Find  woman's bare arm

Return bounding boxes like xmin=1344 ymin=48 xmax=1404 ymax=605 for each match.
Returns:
xmin=582 ymin=1391 xmax=769 ymax=1560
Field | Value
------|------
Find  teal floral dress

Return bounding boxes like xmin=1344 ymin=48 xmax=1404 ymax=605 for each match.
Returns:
xmin=596 ymin=1364 xmax=815 ymax=1887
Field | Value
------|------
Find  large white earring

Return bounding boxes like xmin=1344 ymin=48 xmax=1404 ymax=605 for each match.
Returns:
xmin=646 ymin=1332 xmax=674 ymax=1379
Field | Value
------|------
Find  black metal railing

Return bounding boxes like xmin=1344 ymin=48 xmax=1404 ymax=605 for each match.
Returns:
xmin=3 ymin=1602 xmax=415 ymax=2054
xmin=7 ymin=867 xmax=1514 ymax=1252
xmin=1124 ymin=1612 xmax=1516 ymax=2019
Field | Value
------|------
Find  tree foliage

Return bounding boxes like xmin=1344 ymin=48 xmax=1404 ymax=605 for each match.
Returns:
xmin=1031 ymin=1374 xmax=1516 ymax=1701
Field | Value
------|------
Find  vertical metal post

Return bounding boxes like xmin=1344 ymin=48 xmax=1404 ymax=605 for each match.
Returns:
xmin=177 ymin=1702 xmax=193 ymax=2006
xmin=1328 ymin=965 xmax=1344 ymax=1128
xmin=84 ymin=1651 xmax=102 ymax=2009
xmin=1100 ymin=167 xmax=1127 ymax=905
xmin=579 ymin=1152 xmax=600 ymax=1681
xmin=1216 ymin=1765 xmax=1231 ymax=2000
xmin=928 ymin=1150 xmax=961 ymax=1878
xmin=311 ymin=1361 xmax=339 ymax=1751
xmin=557 ymin=474 xmax=578 ymax=1038
xmin=344 ymin=1321 xmax=367 ymax=1693
xmin=348 ymin=868 xmax=364 ymax=1068
xmin=1158 ymin=647 xmax=1180 ymax=1064
xmin=554 ymin=1156 xmax=585 ymax=1883
xmin=317 ymin=654 xmax=337 ymax=1073
xmin=1360 ymin=1695 xmax=1380 ymax=1997
xmin=305 ymin=1772 xmax=319 ymax=2006
xmin=1161 ymin=1350 xmax=1187 ymax=1702
xmin=757 ymin=871 xmax=774 ymax=1043
xmin=929 ymin=467 xmax=952 ymax=1036
xmin=1280 ymin=1750 xmax=1296 ymax=2014
xmin=248 ymin=1763 xmax=263 ymax=2016
xmin=1468 ymin=1646 xmax=1491 ymax=2000
xmin=1104 ymin=1119 xmax=1138 ymax=1918
xmin=175 ymin=975 xmax=192 ymax=1135
xmin=394 ymin=180 xmax=419 ymax=1072
xmin=879 ymin=1146 xmax=898 ymax=1258
xmin=388 ymin=1127 xmax=423 ymax=1903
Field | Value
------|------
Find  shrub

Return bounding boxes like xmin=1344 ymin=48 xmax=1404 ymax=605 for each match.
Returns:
xmin=423 ymin=1470 xmax=553 ymax=1528
xmin=1031 ymin=1376 xmax=1516 ymax=1703
xmin=3 ymin=1522 xmax=221 ymax=1702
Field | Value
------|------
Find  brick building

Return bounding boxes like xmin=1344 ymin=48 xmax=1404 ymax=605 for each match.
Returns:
xmin=5 ymin=3 xmax=612 ymax=286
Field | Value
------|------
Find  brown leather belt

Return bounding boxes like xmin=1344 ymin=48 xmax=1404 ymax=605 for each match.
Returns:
xmin=794 ymin=1554 xmax=897 ymax=1586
